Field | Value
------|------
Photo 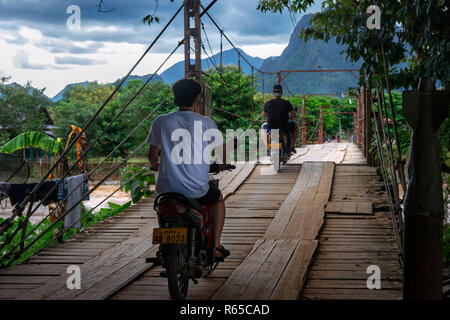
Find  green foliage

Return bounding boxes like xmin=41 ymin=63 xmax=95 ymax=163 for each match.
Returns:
xmin=120 ymin=166 xmax=155 ymax=204
xmin=288 ymin=94 xmax=356 ymax=140
xmin=1 ymin=200 xmax=134 ymax=266
xmin=0 ymin=216 xmax=65 ymax=266
xmin=82 ymin=201 xmax=131 ymax=228
xmin=0 ymin=78 xmax=50 ymax=145
xmin=0 ymin=131 xmax=64 ymax=154
xmin=50 ymin=79 xmax=175 ymax=159
xmin=256 ymin=0 xmax=449 ymax=89
xmin=204 ymin=65 xmax=263 ymax=132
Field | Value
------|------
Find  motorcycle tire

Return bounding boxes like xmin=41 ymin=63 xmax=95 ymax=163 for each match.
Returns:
xmin=166 ymin=245 xmax=189 ymax=300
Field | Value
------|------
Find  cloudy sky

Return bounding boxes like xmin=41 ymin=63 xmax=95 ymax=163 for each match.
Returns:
xmin=0 ymin=0 xmax=323 ymax=97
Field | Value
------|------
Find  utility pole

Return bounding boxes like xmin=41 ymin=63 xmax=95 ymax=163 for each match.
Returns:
xmin=184 ymin=0 xmax=212 ymax=116
xmin=184 ymin=0 xmax=201 ymax=81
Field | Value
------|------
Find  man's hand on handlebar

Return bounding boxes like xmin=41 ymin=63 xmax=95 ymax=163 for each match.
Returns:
xmin=209 ymin=163 xmax=236 ymax=174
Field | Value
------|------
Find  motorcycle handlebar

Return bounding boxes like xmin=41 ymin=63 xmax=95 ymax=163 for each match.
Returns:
xmin=150 ymin=163 xmax=235 ymax=173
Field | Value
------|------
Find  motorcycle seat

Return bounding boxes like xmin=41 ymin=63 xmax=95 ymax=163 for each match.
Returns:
xmin=154 ymin=192 xmax=204 ymax=214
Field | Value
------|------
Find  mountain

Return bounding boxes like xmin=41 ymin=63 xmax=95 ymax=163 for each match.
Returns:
xmin=0 ymin=82 xmax=51 ymax=101
xmin=160 ymin=48 xmax=264 ymax=84
xmin=51 ymin=74 xmax=163 ymax=102
xmin=259 ymin=14 xmax=361 ymax=95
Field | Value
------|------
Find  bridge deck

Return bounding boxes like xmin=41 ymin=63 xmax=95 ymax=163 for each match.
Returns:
xmin=0 ymin=143 xmax=403 ymax=300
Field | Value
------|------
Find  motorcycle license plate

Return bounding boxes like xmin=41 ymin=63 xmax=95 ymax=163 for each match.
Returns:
xmin=268 ymin=142 xmax=282 ymax=150
xmin=152 ymin=228 xmax=188 ymax=244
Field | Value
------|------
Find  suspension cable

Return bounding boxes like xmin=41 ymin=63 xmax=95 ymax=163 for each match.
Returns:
xmin=0 ymin=99 xmax=170 ymax=265
xmin=5 ymin=4 xmax=185 ymax=229
xmin=0 ymin=40 xmax=184 ymax=239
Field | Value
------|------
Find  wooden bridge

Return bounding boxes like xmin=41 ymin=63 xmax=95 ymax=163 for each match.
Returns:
xmin=0 ymin=142 xmax=402 ymax=300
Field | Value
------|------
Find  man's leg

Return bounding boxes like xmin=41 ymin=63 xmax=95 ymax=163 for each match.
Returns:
xmin=213 ymin=193 xmax=225 ymax=249
xmin=290 ymin=120 xmax=299 ymax=149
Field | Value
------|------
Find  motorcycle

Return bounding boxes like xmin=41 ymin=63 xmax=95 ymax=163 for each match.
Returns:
xmin=146 ymin=163 xmax=235 ymax=300
xmin=267 ymin=130 xmax=291 ymax=172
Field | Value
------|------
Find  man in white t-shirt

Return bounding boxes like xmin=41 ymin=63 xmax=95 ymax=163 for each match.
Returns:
xmin=147 ymin=79 xmax=230 ymax=260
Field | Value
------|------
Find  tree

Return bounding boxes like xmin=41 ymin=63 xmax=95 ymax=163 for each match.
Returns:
xmin=50 ymin=79 xmax=175 ymax=159
xmin=257 ymin=0 xmax=449 ymax=89
xmin=204 ymin=65 xmax=262 ymax=131
xmin=0 ymin=78 xmax=50 ymax=145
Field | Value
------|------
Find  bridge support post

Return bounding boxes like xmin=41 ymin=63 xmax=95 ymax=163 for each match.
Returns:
xmin=402 ymin=78 xmax=449 ymax=300
xmin=302 ymin=96 xmax=306 ymax=145
xmin=184 ymin=0 xmax=211 ymax=116
xmin=318 ymin=106 xmax=323 ymax=144
xmin=364 ymin=87 xmax=372 ymax=165
xmin=184 ymin=0 xmax=201 ymax=81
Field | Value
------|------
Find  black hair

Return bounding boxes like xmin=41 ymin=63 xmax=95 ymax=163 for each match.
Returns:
xmin=172 ymin=78 xmax=202 ymax=108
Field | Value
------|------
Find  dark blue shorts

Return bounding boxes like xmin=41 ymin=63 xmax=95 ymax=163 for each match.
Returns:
xmin=263 ymin=120 xmax=296 ymax=134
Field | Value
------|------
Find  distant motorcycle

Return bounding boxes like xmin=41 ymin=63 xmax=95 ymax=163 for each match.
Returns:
xmin=267 ymin=130 xmax=291 ymax=172
xmin=147 ymin=163 xmax=235 ymax=300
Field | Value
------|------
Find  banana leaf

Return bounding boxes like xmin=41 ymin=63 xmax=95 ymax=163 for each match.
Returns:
xmin=0 ymin=132 xmax=63 ymax=154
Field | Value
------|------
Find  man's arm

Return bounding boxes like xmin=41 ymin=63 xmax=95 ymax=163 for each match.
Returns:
xmin=147 ymin=144 xmax=160 ymax=170
xmin=290 ymin=109 xmax=297 ymax=119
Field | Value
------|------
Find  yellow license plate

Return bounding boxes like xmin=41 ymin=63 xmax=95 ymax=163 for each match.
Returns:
xmin=152 ymin=228 xmax=188 ymax=244
xmin=268 ymin=143 xmax=282 ymax=150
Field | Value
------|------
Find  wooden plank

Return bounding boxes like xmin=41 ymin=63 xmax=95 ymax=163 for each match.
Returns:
xmin=222 ymin=163 xmax=256 ymax=199
xmin=17 ymin=219 xmax=159 ymax=300
xmin=325 ymin=202 xmax=342 ymax=213
xmin=270 ymin=240 xmax=318 ymax=300
xmin=264 ymin=162 xmax=313 ymax=239
xmin=301 ymin=288 xmax=402 ymax=300
xmin=212 ymin=240 xmax=276 ymax=300
xmin=240 ymin=240 xmax=299 ymax=300
xmin=305 ymin=279 xmax=402 ymax=289
xmin=282 ymin=163 xmax=334 ymax=240
xmin=357 ymin=202 xmax=373 ymax=215
xmin=340 ymin=202 xmax=358 ymax=214
xmin=74 ymin=246 xmax=158 ymax=300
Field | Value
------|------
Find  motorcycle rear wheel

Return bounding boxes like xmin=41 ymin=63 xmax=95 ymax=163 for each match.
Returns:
xmin=166 ymin=245 xmax=189 ymax=300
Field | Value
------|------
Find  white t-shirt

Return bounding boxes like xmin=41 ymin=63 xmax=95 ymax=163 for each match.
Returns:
xmin=147 ymin=110 xmax=221 ymax=199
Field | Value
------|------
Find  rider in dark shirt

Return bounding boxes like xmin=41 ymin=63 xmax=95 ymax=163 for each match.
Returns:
xmin=261 ymin=84 xmax=299 ymax=154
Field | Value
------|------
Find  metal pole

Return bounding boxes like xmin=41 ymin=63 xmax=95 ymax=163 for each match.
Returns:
xmin=318 ymin=105 xmax=323 ymax=144
xmin=237 ymin=52 xmax=241 ymax=108
xmin=251 ymin=66 xmax=255 ymax=121
xmin=220 ymin=29 xmax=223 ymax=71
xmin=184 ymin=0 xmax=201 ymax=81
xmin=302 ymin=96 xmax=306 ymax=145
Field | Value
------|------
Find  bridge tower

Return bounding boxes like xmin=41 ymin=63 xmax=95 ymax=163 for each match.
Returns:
xmin=183 ymin=0 xmax=211 ymax=116
xmin=184 ymin=0 xmax=201 ymax=81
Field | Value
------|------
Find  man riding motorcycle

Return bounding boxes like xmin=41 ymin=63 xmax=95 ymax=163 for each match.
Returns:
xmin=261 ymin=84 xmax=298 ymax=154
xmin=147 ymin=78 xmax=230 ymax=261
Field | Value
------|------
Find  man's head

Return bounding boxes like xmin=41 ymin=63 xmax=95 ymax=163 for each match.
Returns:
xmin=272 ymin=84 xmax=283 ymax=98
xmin=172 ymin=78 xmax=202 ymax=109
